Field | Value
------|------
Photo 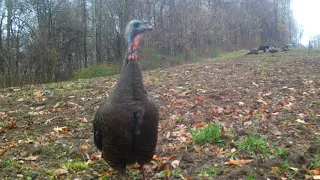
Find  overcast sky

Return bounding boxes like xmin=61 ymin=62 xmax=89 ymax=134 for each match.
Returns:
xmin=291 ymin=0 xmax=320 ymax=45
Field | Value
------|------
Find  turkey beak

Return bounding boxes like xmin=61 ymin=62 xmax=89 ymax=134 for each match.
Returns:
xmin=141 ymin=22 xmax=153 ymax=32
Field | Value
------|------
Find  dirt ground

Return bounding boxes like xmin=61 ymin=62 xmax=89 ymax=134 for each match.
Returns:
xmin=0 ymin=49 xmax=319 ymax=180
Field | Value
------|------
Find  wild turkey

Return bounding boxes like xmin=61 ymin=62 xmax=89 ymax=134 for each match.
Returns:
xmin=245 ymin=48 xmax=259 ymax=55
xmin=93 ymin=20 xmax=159 ymax=180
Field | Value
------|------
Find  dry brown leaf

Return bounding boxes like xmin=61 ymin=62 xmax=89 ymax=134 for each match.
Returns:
xmin=271 ymin=130 xmax=282 ymax=136
xmin=171 ymin=160 xmax=180 ymax=168
xmin=53 ymin=168 xmax=68 ymax=176
xmin=158 ymin=162 xmax=166 ymax=168
xmin=81 ymin=145 xmax=88 ymax=151
xmin=76 ymin=117 xmax=88 ymax=123
xmin=29 ymin=163 xmax=39 ymax=168
xmin=167 ymin=154 xmax=176 ymax=160
xmin=53 ymin=127 xmax=68 ymax=134
xmin=309 ymin=168 xmax=320 ymax=175
xmin=194 ymin=146 xmax=201 ymax=153
xmin=194 ymin=123 xmax=204 ymax=128
xmin=90 ymin=153 xmax=102 ymax=161
xmin=153 ymin=155 xmax=162 ymax=161
xmin=23 ymin=155 xmax=38 ymax=161
xmin=289 ymin=167 xmax=298 ymax=172
xmin=225 ymin=159 xmax=252 ymax=166
xmin=257 ymin=99 xmax=268 ymax=105
xmin=131 ymin=163 xmax=140 ymax=169
xmin=272 ymin=167 xmax=279 ymax=173
xmin=0 ymin=149 xmax=7 ymax=156
xmin=34 ymin=91 xmax=44 ymax=98
xmin=313 ymin=175 xmax=320 ymax=180
xmin=0 ymin=121 xmax=16 ymax=133
xmin=305 ymin=175 xmax=312 ymax=179
xmin=215 ymin=148 xmax=224 ymax=154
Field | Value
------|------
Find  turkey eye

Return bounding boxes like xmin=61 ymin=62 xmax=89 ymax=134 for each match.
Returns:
xmin=133 ymin=22 xmax=140 ymax=28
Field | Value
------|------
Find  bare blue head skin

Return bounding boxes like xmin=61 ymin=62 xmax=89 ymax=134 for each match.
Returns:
xmin=125 ymin=20 xmax=153 ymax=54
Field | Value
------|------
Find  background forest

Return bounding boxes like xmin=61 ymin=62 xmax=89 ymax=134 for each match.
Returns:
xmin=0 ymin=0 xmax=305 ymax=87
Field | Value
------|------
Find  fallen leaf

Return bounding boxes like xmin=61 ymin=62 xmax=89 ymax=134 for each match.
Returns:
xmin=194 ymin=96 xmax=203 ymax=104
xmin=90 ymin=153 xmax=102 ymax=161
xmin=230 ymin=148 xmax=237 ymax=153
xmin=34 ymin=91 xmax=44 ymax=98
xmin=215 ymin=148 xmax=224 ymax=154
xmin=271 ymin=167 xmax=279 ymax=173
xmin=313 ymin=175 xmax=320 ymax=180
xmin=295 ymin=119 xmax=305 ymax=124
xmin=244 ymin=121 xmax=252 ymax=126
xmin=238 ymin=102 xmax=245 ymax=105
xmin=29 ymin=163 xmax=39 ymax=168
xmin=195 ymin=123 xmax=204 ymax=128
xmin=252 ymin=82 xmax=259 ymax=87
xmin=194 ymin=146 xmax=201 ymax=153
xmin=257 ymin=99 xmax=268 ymax=105
xmin=81 ymin=145 xmax=88 ymax=151
xmin=289 ymin=167 xmax=298 ymax=172
xmin=20 ymin=151 xmax=28 ymax=157
xmin=309 ymin=168 xmax=320 ymax=175
xmin=225 ymin=159 xmax=252 ymax=166
xmin=171 ymin=160 xmax=180 ymax=168
xmin=305 ymin=175 xmax=312 ymax=179
xmin=131 ymin=163 xmax=140 ymax=169
xmin=23 ymin=155 xmax=38 ymax=161
xmin=0 ymin=121 xmax=16 ymax=133
xmin=0 ymin=149 xmax=7 ymax=156
xmin=167 ymin=154 xmax=176 ymax=160
xmin=158 ymin=162 xmax=166 ymax=168
xmin=53 ymin=168 xmax=68 ymax=176
xmin=271 ymin=130 xmax=282 ymax=136
xmin=153 ymin=155 xmax=162 ymax=161
xmin=76 ymin=117 xmax=88 ymax=123
xmin=17 ymin=98 xmax=24 ymax=102
xmin=53 ymin=127 xmax=68 ymax=134
xmin=53 ymin=102 xmax=60 ymax=108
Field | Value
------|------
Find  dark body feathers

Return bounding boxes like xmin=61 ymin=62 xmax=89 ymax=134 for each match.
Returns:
xmin=93 ymin=59 xmax=159 ymax=177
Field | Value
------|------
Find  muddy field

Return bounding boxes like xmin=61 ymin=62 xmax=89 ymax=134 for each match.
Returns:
xmin=0 ymin=49 xmax=319 ymax=180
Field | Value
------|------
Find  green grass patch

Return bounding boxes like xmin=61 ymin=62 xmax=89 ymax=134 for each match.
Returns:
xmin=316 ymin=99 xmax=320 ymax=105
xmin=278 ymin=160 xmax=290 ymax=175
xmin=310 ymin=154 xmax=320 ymax=168
xmin=171 ymin=168 xmax=182 ymax=177
xmin=316 ymin=135 xmax=320 ymax=145
xmin=72 ymin=64 xmax=121 ymax=80
xmin=64 ymin=159 xmax=89 ymax=171
xmin=236 ymin=135 xmax=270 ymax=155
xmin=246 ymin=176 xmax=256 ymax=180
xmin=199 ymin=167 xmax=218 ymax=176
xmin=2 ymin=159 xmax=19 ymax=168
xmin=275 ymin=147 xmax=287 ymax=158
xmin=190 ymin=122 xmax=222 ymax=144
xmin=254 ymin=113 xmax=264 ymax=120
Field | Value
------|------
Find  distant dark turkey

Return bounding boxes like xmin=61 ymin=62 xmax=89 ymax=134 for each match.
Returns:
xmin=93 ymin=20 xmax=159 ymax=180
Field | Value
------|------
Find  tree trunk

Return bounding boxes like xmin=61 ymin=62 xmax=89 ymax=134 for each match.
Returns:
xmin=83 ymin=0 xmax=88 ymax=68
xmin=92 ymin=0 xmax=97 ymax=65
xmin=0 ymin=13 xmax=5 ymax=73
xmin=274 ymin=0 xmax=278 ymax=42
xmin=5 ymin=0 xmax=13 ymax=86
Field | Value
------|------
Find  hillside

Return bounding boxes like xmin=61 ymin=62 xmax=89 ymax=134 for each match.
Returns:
xmin=0 ymin=49 xmax=319 ymax=180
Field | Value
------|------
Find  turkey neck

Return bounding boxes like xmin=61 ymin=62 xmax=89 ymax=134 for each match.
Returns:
xmin=112 ymin=59 xmax=147 ymax=105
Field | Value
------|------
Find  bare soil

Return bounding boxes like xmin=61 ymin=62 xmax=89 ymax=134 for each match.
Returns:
xmin=0 ymin=49 xmax=319 ymax=180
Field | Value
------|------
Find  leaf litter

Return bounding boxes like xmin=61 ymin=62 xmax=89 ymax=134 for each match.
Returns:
xmin=0 ymin=50 xmax=319 ymax=179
